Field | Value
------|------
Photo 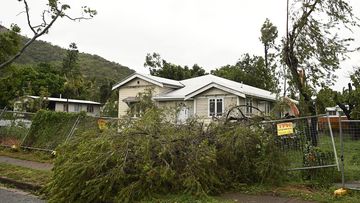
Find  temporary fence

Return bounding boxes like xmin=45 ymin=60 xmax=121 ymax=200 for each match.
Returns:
xmin=0 ymin=109 xmax=122 ymax=152
xmin=262 ymin=114 xmax=339 ymax=171
xmin=338 ymin=117 xmax=360 ymax=190
xmin=0 ymin=110 xmax=35 ymax=147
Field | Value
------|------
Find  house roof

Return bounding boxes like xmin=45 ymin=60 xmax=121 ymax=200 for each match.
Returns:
xmin=154 ymin=74 xmax=276 ymax=101
xmin=112 ymin=73 xmax=184 ymax=90
xmin=326 ymin=105 xmax=346 ymax=112
xmin=28 ymin=96 xmax=101 ymax=105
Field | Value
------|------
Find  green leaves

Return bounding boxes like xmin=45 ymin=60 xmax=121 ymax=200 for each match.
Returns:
xmin=45 ymin=109 xmax=287 ymax=202
xmin=145 ymin=52 xmax=207 ymax=80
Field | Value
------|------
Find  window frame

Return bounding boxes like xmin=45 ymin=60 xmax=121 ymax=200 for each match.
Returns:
xmin=245 ymin=97 xmax=253 ymax=115
xmin=87 ymin=105 xmax=94 ymax=113
xmin=74 ymin=104 xmax=80 ymax=112
xmin=208 ymin=97 xmax=224 ymax=117
xmin=264 ymin=101 xmax=271 ymax=115
xmin=63 ymin=103 xmax=68 ymax=112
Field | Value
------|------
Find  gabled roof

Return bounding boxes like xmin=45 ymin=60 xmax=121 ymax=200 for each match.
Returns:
xmin=112 ymin=73 xmax=184 ymax=90
xmin=153 ymin=74 xmax=276 ymax=101
xmin=28 ymin=96 xmax=101 ymax=105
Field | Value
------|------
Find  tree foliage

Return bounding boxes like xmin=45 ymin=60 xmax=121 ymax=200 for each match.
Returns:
xmin=45 ymin=109 xmax=287 ymax=202
xmin=282 ymin=0 xmax=359 ymax=115
xmin=211 ymin=54 xmax=278 ymax=92
xmin=144 ymin=53 xmax=206 ymax=80
xmin=0 ymin=63 xmax=65 ymax=108
xmin=315 ymin=86 xmax=337 ymax=114
xmin=61 ymin=43 xmax=91 ymax=99
xmin=260 ymin=18 xmax=278 ymax=72
xmin=335 ymin=66 xmax=360 ymax=119
xmin=0 ymin=24 xmax=21 ymax=64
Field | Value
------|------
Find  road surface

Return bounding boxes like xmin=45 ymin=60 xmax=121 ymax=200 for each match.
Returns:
xmin=0 ymin=187 xmax=44 ymax=203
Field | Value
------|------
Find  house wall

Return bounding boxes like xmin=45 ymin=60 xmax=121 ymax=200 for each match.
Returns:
xmin=55 ymin=102 xmax=100 ymax=116
xmin=191 ymin=88 xmax=275 ymax=124
xmin=117 ymin=78 xmax=173 ymax=117
xmin=157 ymin=100 xmax=194 ymax=122
xmin=193 ymin=88 xmax=240 ymax=124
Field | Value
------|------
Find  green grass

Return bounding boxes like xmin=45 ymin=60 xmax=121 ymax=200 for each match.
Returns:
xmin=233 ymin=183 xmax=360 ymax=203
xmin=0 ymin=147 xmax=54 ymax=163
xmin=319 ymin=134 xmax=360 ymax=182
xmin=0 ymin=162 xmax=52 ymax=187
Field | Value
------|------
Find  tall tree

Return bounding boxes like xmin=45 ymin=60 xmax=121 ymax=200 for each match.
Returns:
xmin=62 ymin=43 xmax=80 ymax=79
xmin=0 ymin=0 xmax=96 ymax=69
xmin=282 ymin=0 xmax=359 ymax=116
xmin=260 ymin=18 xmax=278 ymax=72
xmin=144 ymin=53 xmax=206 ymax=80
xmin=282 ymin=0 xmax=359 ymax=146
xmin=61 ymin=43 xmax=91 ymax=99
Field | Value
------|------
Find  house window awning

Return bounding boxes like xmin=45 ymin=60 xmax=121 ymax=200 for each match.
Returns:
xmin=122 ymin=97 xmax=139 ymax=106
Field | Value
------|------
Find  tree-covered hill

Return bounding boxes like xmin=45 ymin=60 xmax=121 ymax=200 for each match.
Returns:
xmin=14 ymin=36 xmax=134 ymax=83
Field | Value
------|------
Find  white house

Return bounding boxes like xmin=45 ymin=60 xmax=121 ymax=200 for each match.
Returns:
xmin=15 ymin=96 xmax=101 ymax=116
xmin=112 ymin=73 xmax=278 ymax=123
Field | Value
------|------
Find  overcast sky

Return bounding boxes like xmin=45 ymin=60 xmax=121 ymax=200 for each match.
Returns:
xmin=1 ymin=0 xmax=360 ymax=91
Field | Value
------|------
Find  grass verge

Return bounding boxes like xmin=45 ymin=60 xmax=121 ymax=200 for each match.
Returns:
xmin=0 ymin=162 xmax=52 ymax=187
xmin=0 ymin=147 xmax=54 ymax=163
xmin=235 ymin=183 xmax=360 ymax=203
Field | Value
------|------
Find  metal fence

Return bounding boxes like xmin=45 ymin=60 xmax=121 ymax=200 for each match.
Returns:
xmin=0 ymin=110 xmax=35 ymax=147
xmin=338 ymin=118 xmax=360 ymax=190
xmin=262 ymin=114 xmax=339 ymax=171
xmin=0 ymin=109 xmax=122 ymax=152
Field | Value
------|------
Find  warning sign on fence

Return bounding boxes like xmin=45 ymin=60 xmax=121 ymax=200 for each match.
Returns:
xmin=97 ymin=119 xmax=107 ymax=131
xmin=277 ymin=122 xmax=294 ymax=136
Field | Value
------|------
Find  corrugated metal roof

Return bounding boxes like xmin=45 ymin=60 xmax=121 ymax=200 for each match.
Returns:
xmin=155 ymin=74 xmax=276 ymax=101
xmin=28 ymin=96 xmax=101 ymax=105
xmin=112 ymin=73 xmax=184 ymax=90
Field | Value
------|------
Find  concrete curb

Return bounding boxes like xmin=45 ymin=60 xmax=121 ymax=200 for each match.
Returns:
xmin=0 ymin=176 xmax=42 ymax=192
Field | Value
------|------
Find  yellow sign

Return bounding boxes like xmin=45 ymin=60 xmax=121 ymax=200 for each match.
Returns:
xmin=97 ymin=119 xmax=108 ymax=131
xmin=277 ymin=122 xmax=294 ymax=136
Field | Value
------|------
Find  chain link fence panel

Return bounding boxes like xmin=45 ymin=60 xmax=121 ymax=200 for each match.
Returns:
xmin=262 ymin=114 xmax=339 ymax=171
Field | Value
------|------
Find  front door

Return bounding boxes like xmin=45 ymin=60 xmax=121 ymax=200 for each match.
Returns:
xmin=177 ymin=106 xmax=189 ymax=123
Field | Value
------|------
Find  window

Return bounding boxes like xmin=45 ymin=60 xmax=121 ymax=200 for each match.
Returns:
xmin=87 ymin=105 xmax=94 ymax=113
xmin=63 ymin=104 xmax=68 ymax=112
xmin=265 ymin=102 xmax=271 ymax=115
xmin=74 ymin=104 xmax=80 ymax=112
xmin=209 ymin=98 xmax=223 ymax=117
xmin=129 ymin=103 xmax=142 ymax=118
xmin=328 ymin=111 xmax=336 ymax=116
xmin=246 ymin=98 xmax=253 ymax=114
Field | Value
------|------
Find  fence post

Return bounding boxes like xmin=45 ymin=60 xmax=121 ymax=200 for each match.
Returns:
xmin=327 ymin=113 xmax=340 ymax=171
xmin=338 ymin=114 xmax=345 ymax=188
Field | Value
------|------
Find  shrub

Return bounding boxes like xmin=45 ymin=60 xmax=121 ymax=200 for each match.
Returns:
xmin=45 ymin=109 xmax=288 ymax=202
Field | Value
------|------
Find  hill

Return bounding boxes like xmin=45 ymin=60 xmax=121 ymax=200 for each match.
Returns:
xmin=15 ymin=36 xmax=134 ymax=84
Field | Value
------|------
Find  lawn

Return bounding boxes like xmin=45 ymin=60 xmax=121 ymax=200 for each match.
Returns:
xmin=0 ymin=147 xmax=54 ymax=163
xmin=0 ymin=162 xmax=52 ymax=187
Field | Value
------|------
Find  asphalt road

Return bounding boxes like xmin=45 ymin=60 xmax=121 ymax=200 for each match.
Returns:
xmin=0 ymin=187 xmax=44 ymax=203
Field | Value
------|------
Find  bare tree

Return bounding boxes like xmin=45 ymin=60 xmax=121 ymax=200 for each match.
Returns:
xmin=0 ymin=0 xmax=96 ymax=69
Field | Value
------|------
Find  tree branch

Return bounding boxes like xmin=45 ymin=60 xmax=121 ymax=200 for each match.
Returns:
xmin=0 ymin=9 xmax=62 ymax=69
xmin=0 ymin=1 xmax=96 ymax=69
xmin=24 ymin=0 xmax=37 ymax=35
